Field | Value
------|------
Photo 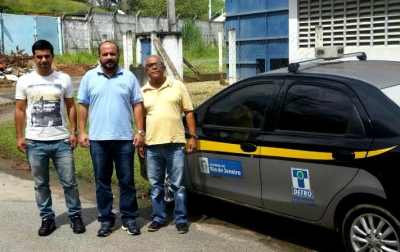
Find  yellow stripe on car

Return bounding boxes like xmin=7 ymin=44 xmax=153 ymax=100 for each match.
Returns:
xmin=260 ymin=147 xmax=334 ymax=160
xmin=195 ymin=140 xmax=260 ymax=154
xmin=366 ymin=146 xmax=396 ymax=157
xmin=188 ymin=139 xmax=396 ymax=160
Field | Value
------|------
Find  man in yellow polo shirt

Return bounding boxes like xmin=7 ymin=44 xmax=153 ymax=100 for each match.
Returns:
xmin=139 ymin=55 xmax=197 ymax=234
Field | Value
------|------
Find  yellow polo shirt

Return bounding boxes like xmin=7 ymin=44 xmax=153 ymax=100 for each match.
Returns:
xmin=141 ymin=77 xmax=194 ymax=145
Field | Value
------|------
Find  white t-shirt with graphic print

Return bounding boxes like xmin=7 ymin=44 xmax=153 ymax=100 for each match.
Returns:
xmin=15 ymin=71 xmax=74 ymax=140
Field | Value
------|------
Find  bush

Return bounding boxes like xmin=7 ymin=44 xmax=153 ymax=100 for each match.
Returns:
xmin=181 ymin=19 xmax=207 ymax=57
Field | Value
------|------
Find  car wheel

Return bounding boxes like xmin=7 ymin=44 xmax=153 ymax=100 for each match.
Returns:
xmin=342 ymin=204 xmax=400 ymax=252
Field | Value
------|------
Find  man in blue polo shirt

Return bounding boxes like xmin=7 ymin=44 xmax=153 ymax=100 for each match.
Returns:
xmin=77 ymin=40 xmax=145 ymax=237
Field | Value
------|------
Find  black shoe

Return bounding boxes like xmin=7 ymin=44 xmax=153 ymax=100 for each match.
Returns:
xmin=97 ymin=223 xmax=115 ymax=237
xmin=38 ymin=217 xmax=56 ymax=236
xmin=176 ymin=223 xmax=189 ymax=234
xmin=122 ymin=222 xmax=141 ymax=235
xmin=70 ymin=215 xmax=86 ymax=234
xmin=148 ymin=221 xmax=163 ymax=232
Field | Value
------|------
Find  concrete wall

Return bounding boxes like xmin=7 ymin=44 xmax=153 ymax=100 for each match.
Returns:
xmin=62 ymin=12 xmax=224 ymax=54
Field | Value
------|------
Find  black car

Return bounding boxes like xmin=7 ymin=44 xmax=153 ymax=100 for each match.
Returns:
xmin=184 ymin=51 xmax=400 ymax=252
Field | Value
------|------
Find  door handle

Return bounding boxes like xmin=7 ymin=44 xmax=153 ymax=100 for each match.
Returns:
xmin=332 ymin=150 xmax=355 ymax=162
xmin=240 ymin=143 xmax=257 ymax=152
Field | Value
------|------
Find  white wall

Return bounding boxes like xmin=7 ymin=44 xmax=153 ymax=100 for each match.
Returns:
xmin=288 ymin=0 xmax=400 ymax=62
xmin=63 ymin=13 xmax=224 ymax=53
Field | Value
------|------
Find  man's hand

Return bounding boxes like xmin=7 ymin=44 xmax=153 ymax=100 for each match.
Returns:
xmin=187 ymin=138 xmax=197 ymax=153
xmin=70 ymin=135 xmax=78 ymax=150
xmin=133 ymin=134 xmax=144 ymax=148
xmin=16 ymin=137 xmax=26 ymax=153
xmin=78 ymin=132 xmax=90 ymax=148
xmin=138 ymin=147 xmax=145 ymax=158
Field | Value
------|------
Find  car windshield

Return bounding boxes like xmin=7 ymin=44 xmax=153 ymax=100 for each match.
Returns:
xmin=381 ymin=84 xmax=400 ymax=107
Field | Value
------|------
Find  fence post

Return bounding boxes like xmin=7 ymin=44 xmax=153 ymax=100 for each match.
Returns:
xmin=87 ymin=17 xmax=93 ymax=54
xmin=123 ymin=31 xmax=133 ymax=70
xmin=135 ymin=37 xmax=142 ymax=67
xmin=218 ymin=30 xmax=223 ymax=73
xmin=228 ymin=28 xmax=236 ymax=85
xmin=315 ymin=25 xmax=323 ymax=47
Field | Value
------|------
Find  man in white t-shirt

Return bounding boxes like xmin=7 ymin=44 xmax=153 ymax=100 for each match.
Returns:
xmin=14 ymin=40 xmax=85 ymax=236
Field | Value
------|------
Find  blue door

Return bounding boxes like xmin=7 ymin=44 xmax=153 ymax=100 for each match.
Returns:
xmin=141 ymin=39 xmax=151 ymax=65
xmin=35 ymin=16 xmax=60 ymax=54
xmin=1 ymin=14 xmax=34 ymax=54
xmin=0 ymin=14 xmax=61 ymax=55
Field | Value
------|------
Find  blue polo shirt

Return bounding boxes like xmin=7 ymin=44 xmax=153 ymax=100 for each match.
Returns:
xmin=78 ymin=65 xmax=143 ymax=140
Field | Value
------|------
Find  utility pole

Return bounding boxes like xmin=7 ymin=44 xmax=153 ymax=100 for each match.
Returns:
xmin=167 ymin=0 xmax=177 ymax=32
xmin=209 ymin=0 xmax=212 ymax=20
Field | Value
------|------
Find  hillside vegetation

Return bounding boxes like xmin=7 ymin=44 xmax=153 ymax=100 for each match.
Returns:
xmin=0 ymin=0 xmax=225 ymax=20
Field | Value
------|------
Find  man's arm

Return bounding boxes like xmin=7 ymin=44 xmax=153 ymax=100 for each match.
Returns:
xmin=185 ymin=111 xmax=197 ymax=153
xmin=132 ymin=102 xmax=145 ymax=147
xmin=65 ymin=97 xmax=78 ymax=149
xmin=14 ymin=99 xmax=27 ymax=153
xmin=78 ymin=103 xmax=90 ymax=148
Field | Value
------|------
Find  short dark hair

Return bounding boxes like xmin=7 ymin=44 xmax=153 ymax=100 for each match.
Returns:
xmin=98 ymin=40 xmax=119 ymax=55
xmin=32 ymin=40 xmax=54 ymax=55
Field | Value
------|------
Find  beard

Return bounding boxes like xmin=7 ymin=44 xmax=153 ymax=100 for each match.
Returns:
xmin=100 ymin=60 xmax=118 ymax=71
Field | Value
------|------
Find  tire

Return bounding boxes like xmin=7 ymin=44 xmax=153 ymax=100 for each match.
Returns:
xmin=342 ymin=204 xmax=400 ymax=252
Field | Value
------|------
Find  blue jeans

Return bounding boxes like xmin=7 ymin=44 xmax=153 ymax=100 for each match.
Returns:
xmin=145 ymin=143 xmax=187 ymax=224
xmin=89 ymin=140 xmax=139 ymax=225
xmin=26 ymin=139 xmax=82 ymax=219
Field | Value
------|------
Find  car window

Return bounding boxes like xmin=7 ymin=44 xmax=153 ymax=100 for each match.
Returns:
xmin=204 ymin=83 xmax=274 ymax=130
xmin=381 ymin=84 xmax=400 ymax=108
xmin=277 ymin=84 xmax=363 ymax=136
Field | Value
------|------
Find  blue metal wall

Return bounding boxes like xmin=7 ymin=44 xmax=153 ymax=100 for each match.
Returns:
xmin=0 ymin=14 xmax=61 ymax=55
xmin=225 ymin=0 xmax=289 ymax=80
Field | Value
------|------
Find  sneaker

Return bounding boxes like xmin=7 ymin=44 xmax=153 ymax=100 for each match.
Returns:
xmin=38 ymin=217 xmax=56 ymax=236
xmin=97 ymin=223 xmax=115 ymax=237
xmin=122 ymin=222 xmax=141 ymax=235
xmin=176 ymin=223 xmax=189 ymax=234
xmin=70 ymin=215 xmax=86 ymax=234
xmin=148 ymin=221 xmax=163 ymax=232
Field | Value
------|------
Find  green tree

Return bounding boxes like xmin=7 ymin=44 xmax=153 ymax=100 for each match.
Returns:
xmin=176 ymin=0 xmax=207 ymax=18
xmin=96 ymin=0 xmax=112 ymax=10
xmin=137 ymin=0 xmax=167 ymax=16
xmin=138 ymin=0 xmax=208 ymax=19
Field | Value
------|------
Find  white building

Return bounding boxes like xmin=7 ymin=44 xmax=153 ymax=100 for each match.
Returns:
xmin=289 ymin=0 xmax=400 ymax=62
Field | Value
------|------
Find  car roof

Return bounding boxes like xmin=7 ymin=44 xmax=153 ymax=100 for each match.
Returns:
xmin=263 ymin=59 xmax=400 ymax=90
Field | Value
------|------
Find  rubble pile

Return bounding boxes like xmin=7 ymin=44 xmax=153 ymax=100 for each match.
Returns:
xmin=0 ymin=47 xmax=94 ymax=89
xmin=0 ymin=47 xmax=33 ymax=88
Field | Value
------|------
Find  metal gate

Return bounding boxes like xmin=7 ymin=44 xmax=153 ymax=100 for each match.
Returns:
xmin=0 ymin=13 xmax=61 ymax=55
xmin=225 ymin=0 xmax=289 ymax=80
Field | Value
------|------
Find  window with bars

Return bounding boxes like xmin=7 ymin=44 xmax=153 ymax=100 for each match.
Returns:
xmin=298 ymin=0 xmax=400 ymax=48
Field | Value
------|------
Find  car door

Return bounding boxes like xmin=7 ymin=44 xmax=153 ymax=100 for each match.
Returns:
xmin=186 ymin=78 xmax=282 ymax=208
xmin=260 ymin=77 xmax=373 ymax=221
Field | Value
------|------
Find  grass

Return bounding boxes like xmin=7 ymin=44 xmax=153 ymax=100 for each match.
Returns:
xmin=1 ymin=0 xmax=225 ymax=20
xmin=56 ymin=51 xmax=99 ymax=65
xmin=0 ymin=0 xmax=106 ymax=15
xmin=0 ymin=82 xmax=226 ymax=191
xmin=181 ymin=19 xmax=226 ymax=75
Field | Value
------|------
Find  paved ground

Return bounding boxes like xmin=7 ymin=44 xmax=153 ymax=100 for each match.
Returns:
xmin=0 ymin=163 xmax=280 ymax=252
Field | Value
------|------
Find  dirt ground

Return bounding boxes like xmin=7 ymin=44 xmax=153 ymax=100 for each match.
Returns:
xmin=0 ymin=63 xmax=93 ymax=88
xmin=0 ymin=49 xmax=93 ymax=88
